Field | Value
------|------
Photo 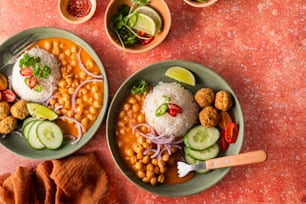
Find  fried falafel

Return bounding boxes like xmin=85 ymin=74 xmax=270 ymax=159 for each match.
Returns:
xmin=10 ymin=100 xmax=29 ymax=120
xmin=0 ymin=116 xmax=17 ymax=134
xmin=0 ymin=101 xmax=11 ymax=120
xmin=215 ymin=90 xmax=233 ymax=111
xmin=194 ymin=88 xmax=215 ymax=108
xmin=199 ymin=106 xmax=219 ymax=128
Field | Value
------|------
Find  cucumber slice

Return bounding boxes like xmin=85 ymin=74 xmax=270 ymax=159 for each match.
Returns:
xmin=185 ymin=154 xmax=210 ymax=174
xmin=37 ymin=121 xmax=63 ymax=150
xmin=23 ymin=120 xmax=38 ymax=140
xmin=21 ymin=117 xmax=38 ymax=132
xmin=27 ymin=121 xmax=45 ymax=149
xmin=185 ymin=143 xmax=220 ymax=161
xmin=185 ymin=125 xmax=220 ymax=150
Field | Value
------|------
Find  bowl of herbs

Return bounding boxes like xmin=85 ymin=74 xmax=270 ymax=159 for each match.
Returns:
xmin=104 ymin=0 xmax=171 ymax=53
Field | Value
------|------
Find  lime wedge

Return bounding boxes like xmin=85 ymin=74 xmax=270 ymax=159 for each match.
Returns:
xmin=165 ymin=66 xmax=196 ymax=86
xmin=132 ymin=13 xmax=157 ymax=36
xmin=133 ymin=6 xmax=163 ymax=32
xmin=27 ymin=103 xmax=58 ymax=121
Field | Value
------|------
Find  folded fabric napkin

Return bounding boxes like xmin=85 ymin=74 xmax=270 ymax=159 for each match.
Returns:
xmin=0 ymin=152 xmax=111 ymax=204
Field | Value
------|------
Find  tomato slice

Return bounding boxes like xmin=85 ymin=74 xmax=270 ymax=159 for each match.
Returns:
xmin=224 ymin=122 xmax=239 ymax=143
xmin=1 ymin=89 xmax=16 ymax=102
xmin=20 ymin=67 xmax=33 ymax=77
xmin=168 ymin=108 xmax=178 ymax=117
xmin=218 ymin=130 xmax=229 ymax=151
xmin=218 ymin=111 xmax=232 ymax=129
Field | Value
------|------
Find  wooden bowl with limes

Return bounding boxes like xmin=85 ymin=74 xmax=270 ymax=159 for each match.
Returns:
xmin=105 ymin=0 xmax=171 ymax=53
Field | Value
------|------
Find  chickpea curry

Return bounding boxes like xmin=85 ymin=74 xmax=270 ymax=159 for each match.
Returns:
xmin=34 ymin=38 xmax=104 ymax=139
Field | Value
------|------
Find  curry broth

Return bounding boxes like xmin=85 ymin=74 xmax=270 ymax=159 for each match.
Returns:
xmin=115 ymin=93 xmax=193 ymax=185
xmin=34 ymin=38 xmax=104 ymax=137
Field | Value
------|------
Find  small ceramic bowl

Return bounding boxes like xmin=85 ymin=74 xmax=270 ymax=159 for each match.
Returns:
xmin=58 ymin=0 xmax=96 ymax=24
xmin=184 ymin=0 xmax=218 ymax=8
xmin=104 ymin=0 xmax=171 ymax=53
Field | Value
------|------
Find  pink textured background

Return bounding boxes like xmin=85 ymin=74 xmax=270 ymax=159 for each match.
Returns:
xmin=0 ymin=0 xmax=305 ymax=203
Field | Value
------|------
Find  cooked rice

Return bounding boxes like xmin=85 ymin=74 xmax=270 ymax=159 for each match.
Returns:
xmin=11 ymin=48 xmax=61 ymax=103
xmin=143 ymin=82 xmax=199 ymax=138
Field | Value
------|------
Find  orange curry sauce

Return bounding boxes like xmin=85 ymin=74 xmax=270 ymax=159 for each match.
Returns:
xmin=34 ymin=38 xmax=104 ymax=138
xmin=116 ymin=93 xmax=193 ymax=185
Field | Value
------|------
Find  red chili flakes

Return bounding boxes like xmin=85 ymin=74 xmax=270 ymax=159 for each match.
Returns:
xmin=67 ymin=0 xmax=92 ymax=17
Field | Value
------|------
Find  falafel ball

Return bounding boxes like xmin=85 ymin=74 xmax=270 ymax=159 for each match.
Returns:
xmin=194 ymin=88 xmax=215 ymax=108
xmin=10 ymin=100 xmax=29 ymax=120
xmin=0 ymin=101 xmax=11 ymax=120
xmin=0 ymin=116 xmax=17 ymax=134
xmin=215 ymin=90 xmax=233 ymax=111
xmin=199 ymin=106 xmax=219 ymax=128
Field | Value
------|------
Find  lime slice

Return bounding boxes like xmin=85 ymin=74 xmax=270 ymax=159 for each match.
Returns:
xmin=133 ymin=6 xmax=163 ymax=32
xmin=132 ymin=13 xmax=157 ymax=36
xmin=165 ymin=66 xmax=196 ymax=86
xmin=27 ymin=103 xmax=58 ymax=121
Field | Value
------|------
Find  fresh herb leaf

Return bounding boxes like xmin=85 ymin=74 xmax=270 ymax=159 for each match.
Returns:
xmin=19 ymin=53 xmax=51 ymax=79
xmin=131 ymin=80 xmax=149 ymax=95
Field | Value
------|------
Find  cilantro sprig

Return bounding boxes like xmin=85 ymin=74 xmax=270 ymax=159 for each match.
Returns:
xmin=19 ymin=53 xmax=51 ymax=79
xmin=131 ymin=80 xmax=149 ymax=95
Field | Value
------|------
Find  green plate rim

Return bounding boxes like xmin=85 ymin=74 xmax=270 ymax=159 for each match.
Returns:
xmin=0 ymin=27 xmax=109 ymax=160
xmin=106 ymin=59 xmax=244 ymax=197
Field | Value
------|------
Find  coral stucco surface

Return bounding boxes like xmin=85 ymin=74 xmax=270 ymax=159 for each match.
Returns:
xmin=0 ymin=0 xmax=305 ymax=203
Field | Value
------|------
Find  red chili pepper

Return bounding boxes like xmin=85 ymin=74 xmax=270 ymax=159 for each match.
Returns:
xmin=28 ymin=77 xmax=38 ymax=89
xmin=167 ymin=103 xmax=183 ymax=117
xmin=224 ymin=122 xmax=239 ymax=144
xmin=218 ymin=130 xmax=229 ymax=151
xmin=20 ymin=67 xmax=33 ymax=77
xmin=140 ymin=36 xmax=154 ymax=45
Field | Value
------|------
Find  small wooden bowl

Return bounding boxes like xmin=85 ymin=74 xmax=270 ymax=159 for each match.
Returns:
xmin=58 ymin=0 xmax=96 ymax=24
xmin=184 ymin=0 xmax=218 ymax=8
xmin=105 ymin=0 xmax=171 ymax=53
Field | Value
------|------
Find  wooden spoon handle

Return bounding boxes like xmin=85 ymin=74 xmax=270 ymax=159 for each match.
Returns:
xmin=205 ymin=150 xmax=267 ymax=170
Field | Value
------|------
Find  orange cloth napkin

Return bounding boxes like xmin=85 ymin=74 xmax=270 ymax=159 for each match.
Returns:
xmin=0 ymin=153 xmax=111 ymax=204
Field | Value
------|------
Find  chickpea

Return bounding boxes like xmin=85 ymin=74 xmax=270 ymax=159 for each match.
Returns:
xmin=136 ymin=152 xmax=143 ymax=160
xmin=123 ymin=103 xmax=131 ymax=111
xmin=150 ymin=177 xmax=157 ymax=185
xmin=71 ymin=46 xmax=77 ymax=53
xmin=130 ymin=156 xmax=137 ymax=165
xmin=93 ymin=100 xmax=102 ymax=108
xmin=137 ymin=170 xmax=145 ymax=179
xmin=137 ymin=114 xmax=145 ymax=123
xmin=81 ymin=118 xmax=89 ymax=129
xmin=146 ymin=170 xmax=154 ymax=179
xmin=137 ymin=136 xmax=145 ymax=144
xmin=151 ymin=158 xmax=158 ymax=166
xmin=132 ymin=104 xmax=141 ymax=112
xmin=44 ymin=41 xmax=52 ymax=50
xmin=128 ymin=96 xmax=137 ymax=105
xmin=142 ymin=177 xmax=150 ymax=183
xmin=89 ymin=106 xmax=97 ymax=114
xmin=162 ymin=153 xmax=170 ymax=162
xmin=65 ymin=49 xmax=71 ymax=56
xmin=87 ymin=113 xmax=95 ymax=121
xmin=146 ymin=164 xmax=154 ymax=172
xmin=154 ymin=166 xmax=160 ymax=174
xmin=134 ymin=162 xmax=143 ymax=170
xmin=158 ymin=174 xmax=165 ymax=183
xmin=142 ymin=155 xmax=150 ymax=164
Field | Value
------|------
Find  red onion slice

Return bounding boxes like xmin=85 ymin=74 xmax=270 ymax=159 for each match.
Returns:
xmin=77 ymin=49 xmax=103 ymax=79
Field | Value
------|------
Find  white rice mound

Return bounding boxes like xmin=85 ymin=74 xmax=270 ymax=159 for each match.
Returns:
xmin=143 ymin=82 xmax=199 ymax=138
xmin=11 ymin=48 xmax=61 ymax=103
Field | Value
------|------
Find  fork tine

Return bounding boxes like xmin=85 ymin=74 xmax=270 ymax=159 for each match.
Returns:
xmin=10 ymin=34 xmax=33 ymax=49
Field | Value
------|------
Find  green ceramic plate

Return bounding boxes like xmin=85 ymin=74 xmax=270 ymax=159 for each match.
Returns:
xmin=0 ymin=27 xmax=109 ymax=160
xmin=106 ymin=60 xmax=244 ymax=197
